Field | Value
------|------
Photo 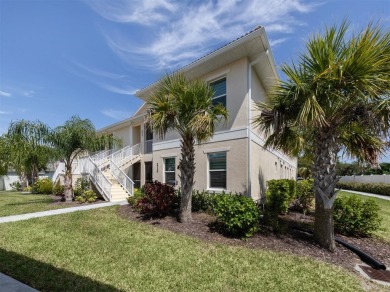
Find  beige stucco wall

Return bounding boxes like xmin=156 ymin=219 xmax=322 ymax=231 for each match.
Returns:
xmin=154 ymin=57 xmax=249 ymax=144
xmin=112 ymin=126 xmax=131 ymax=147
xmin=250 ymin=140 xmax=297 ymax=202
xmin=152 ymin=138 xmax=249 ymax=194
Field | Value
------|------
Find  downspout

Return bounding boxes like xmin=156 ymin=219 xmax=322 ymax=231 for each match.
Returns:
xmin=247 ymin=50 xmax=269 ymax=197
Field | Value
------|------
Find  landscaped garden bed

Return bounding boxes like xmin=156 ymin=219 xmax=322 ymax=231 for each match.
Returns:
xmin=117 ymin=203 xmax=390 ymax=274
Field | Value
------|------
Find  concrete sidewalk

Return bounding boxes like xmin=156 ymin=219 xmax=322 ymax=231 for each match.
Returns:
xmin=0 ymin=272 xmax=39 ymax=292
xmin=340 ymin=189 xmax=390 ymax=201
xmin=0 ymin=200 xmax=127 ymax=224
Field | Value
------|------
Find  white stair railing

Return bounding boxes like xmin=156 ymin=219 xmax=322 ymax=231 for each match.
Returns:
xmin=52 ymin=162 xmax=65 ymax=184
xmin=80 ymin=157 xmax=113 ymax=201
xmin=109 ymin=144 xmax=141 ymax=168
xmin=110 ymin=160 xmax=135 ymax=196
xmin=90 ymin=149 xmax=113 ymax=166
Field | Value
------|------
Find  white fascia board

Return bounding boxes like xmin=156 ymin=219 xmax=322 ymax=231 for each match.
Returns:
xmin=153 ymin=127 xmax=248 ymax=151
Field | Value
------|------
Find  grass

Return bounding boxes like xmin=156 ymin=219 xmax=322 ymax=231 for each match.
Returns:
xmin=0 ymin=207 xmax=363 ymax=292
xmin=339 ymin=191 xmax=390 ymax=243
xmin=0 ymin=191 xmax=68 ymax=217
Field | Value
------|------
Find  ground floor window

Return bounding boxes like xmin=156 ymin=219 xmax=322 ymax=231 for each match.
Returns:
xmin=208 ymin=152 xmax=226 ymax=189
xmin=164 ymin=157 xmax=175 ymax=186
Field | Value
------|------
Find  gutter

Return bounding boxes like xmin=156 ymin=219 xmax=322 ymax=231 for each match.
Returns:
xmin=247 ymin=50 xmax=269 ymax=197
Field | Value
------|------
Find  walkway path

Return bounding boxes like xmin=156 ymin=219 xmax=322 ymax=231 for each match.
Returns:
xmin=0 ymin=200 xmax=127 ymax=224
xmin=0 ymin=200 xmax=127 ymax=291
xmin=340 ymin=189 xmax=390 ymax=201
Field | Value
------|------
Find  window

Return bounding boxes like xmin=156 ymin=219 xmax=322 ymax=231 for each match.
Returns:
xmin=164 ymin=158 xmax=175 ymax=186
xmin=208 ymin=152 xmax=226 ymax=189
xmin=210 ymin=78 xmax=226 ymax=107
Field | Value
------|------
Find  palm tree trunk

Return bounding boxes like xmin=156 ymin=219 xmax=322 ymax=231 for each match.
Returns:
xmin=179 ymin=135 xmax=195 ymax=223
xmin=313 ymin=128 xmax=339 ymax=251
xmin=64 ymin=163 xmax=73 ymax=202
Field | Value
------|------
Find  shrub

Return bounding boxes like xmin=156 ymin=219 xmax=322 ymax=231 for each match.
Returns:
xmin=10 ymin=181 xmax=22 ymax=191
xmin=337 ymin=181 xmax=390 ymax=197
xmin=294 ymin=179 xmax=314 ymax=213
xmin=136 ymin=181 xmax=178 ymax=217
xmin=75 ymin=190 xmax=97 ymax=203
xmin=192 ymin=190 xmax=218 ymax=213
xmin=213 ymin=193 xmax=260 ymax=237
xmin=52 ymin=181 xmax=65 ymax=196
xmin=31 ymin=178 xmax=53 ymax=194
xmin=127 ymin=188 xmax=145 ymax=208
xmin=74 ymin=177 xmax=91 ymax=196
xmin=333 ymin=195 xmax=381 ymax=236
xmin=266 ymin=179 xmax=297 ymax=215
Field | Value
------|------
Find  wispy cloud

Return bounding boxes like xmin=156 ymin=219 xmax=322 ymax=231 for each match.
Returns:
xmin=23 ymin=90 xmax=35 ymax=97
xmin=66 ymin=61 xmax=138 ymax=95
xmin=0 ymin=110 xmax=12 ymax=115
xmin=101 ymin=108 xmax=133 ymax=120
xmin=0 ymin=90 xmax=11 ymax=97
xmin=85 ymin=0 xmax=177 ymax=25
xmin=92 ymin=0 xmax=315 ymax=69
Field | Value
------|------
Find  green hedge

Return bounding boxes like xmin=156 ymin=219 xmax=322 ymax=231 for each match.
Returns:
xmin=337 ymin=181 xmax=390 ymax=197
xmin=266 ymin=179 xmax=297 ymax=214
xmin=333 ymin=195 xmax=381 ymax=236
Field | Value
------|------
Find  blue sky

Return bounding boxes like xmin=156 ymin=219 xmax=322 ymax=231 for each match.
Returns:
xmin=0 ymin=0 xmax=389 ymax=160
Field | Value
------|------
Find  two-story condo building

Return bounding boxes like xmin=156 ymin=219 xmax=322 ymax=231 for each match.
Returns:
xmin=80 ymin=26 xmax=297 ymax=202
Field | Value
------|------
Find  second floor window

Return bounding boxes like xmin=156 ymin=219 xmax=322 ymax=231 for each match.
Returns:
xmin=210 ymin=78 xmax=226 ymax=108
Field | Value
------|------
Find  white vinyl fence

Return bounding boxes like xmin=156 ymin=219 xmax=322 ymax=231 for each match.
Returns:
xmin=339 ymin=175 xmax=390 ymax=184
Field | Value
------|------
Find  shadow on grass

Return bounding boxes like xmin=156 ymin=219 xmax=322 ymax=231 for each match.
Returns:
xmin=0 ymin=248 xmax=120 ymax=291
xmin=6 ymin=199 xmax=53 ymax=206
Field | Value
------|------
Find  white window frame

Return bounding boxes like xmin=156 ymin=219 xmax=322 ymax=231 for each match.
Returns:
xmin=164 ymin=157 xmax=176 ymax=186
xmin=209 ymin=77 xmax=226 ymax=107
xmin=207 ymin=152 xmax=227 ymax=191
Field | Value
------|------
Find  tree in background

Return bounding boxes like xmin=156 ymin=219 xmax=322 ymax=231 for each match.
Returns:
xmin=148 ymin=73 xmax=228 ymax=222
xmin=253 ymin=21 xmax=390 ymax=250
xmin=50 ymin=116 xmax=118 ymax=202
xmin=6 ymin=120 xmax=53 ymax=185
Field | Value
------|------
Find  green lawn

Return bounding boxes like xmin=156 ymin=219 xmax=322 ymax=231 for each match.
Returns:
xmin=0 ymin=191 xmax=68 ymax=217
xmin=0 ymin=206 xmax=363 ymax=292
xmin=339 ymin=191 xmax=390 ymax=243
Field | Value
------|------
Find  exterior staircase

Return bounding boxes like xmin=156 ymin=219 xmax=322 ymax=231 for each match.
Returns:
xmin=53 ymin=144 xmax=141 ymax=202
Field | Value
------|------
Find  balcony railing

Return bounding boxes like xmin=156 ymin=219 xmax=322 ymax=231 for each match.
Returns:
xmin=145 ymin=139 xmax=153 ymax=153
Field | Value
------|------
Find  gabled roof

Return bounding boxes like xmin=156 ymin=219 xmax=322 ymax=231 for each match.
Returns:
xmin=135 ymin=26 xmax=278 ymax=100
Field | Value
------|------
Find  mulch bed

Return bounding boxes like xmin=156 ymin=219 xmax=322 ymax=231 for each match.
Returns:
xmin=118 ymin=205 xmax=390 ymax=273
xmin=49 ymin=195 xmax=106 ymax=206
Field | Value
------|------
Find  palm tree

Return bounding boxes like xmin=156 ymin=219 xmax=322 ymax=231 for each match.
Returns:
xmin=148 ymin=73 xmax=228 ymax=222
xmin=50 ymin=116 xmax=118 ymax=202
xmin=6 ymin=120 xmax=53 ymax=185
xmin=253 ymin=21 xmax=390 ymax=250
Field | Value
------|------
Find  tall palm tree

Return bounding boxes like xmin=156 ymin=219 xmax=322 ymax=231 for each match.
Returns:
xmin=148 ymin=73 xmax=228 ymax=222
xmin=253 ymin=21 xmax=390 ymax=250
xmin=50 ymin=116 xmax=118 ymax=202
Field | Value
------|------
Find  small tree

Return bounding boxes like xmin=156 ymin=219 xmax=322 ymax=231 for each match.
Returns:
xmin=148 ymin=73 xmax=228 ymax=222
xmin=253 ymin=21 xmax=390 ymax=250
xmin=50 ymin=116 xmax=118 ymax=202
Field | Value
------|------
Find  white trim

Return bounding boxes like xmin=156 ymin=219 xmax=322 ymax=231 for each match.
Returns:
xmin=160 ymin=153 xmax=178 ymax=158
xmin=250 ymin=131 xmax=296 ymax=167
xmin=205 ymin=69 xmax=230 ymax=82
xmin=207 ymin=152 xmax=227 ymax=190
xmin=153 ymin=127 xmax=247 ymax=151
xmin=203 ymin=147 xmax=231 ymax=154
xmin=163 ymin=157 xmax=176 ymax=186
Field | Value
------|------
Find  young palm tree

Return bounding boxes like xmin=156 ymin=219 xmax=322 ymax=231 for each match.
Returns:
xmin=253 ymin=21 xmax=390 ymax=250
xmin=148 ymin=73 xmax=228 ymax=222
xmin=50 ymin=116 xmax=117 ymax=202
